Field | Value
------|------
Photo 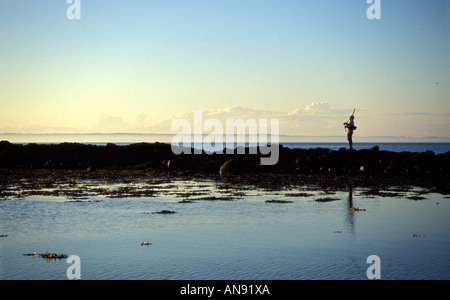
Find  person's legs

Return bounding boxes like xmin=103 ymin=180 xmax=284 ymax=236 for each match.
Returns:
xmin=347 ymin=132 xmax=353 ymax=150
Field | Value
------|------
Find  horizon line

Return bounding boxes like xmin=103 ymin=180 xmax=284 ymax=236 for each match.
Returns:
xmin=1 ymin=132 xmax=450 ymax=142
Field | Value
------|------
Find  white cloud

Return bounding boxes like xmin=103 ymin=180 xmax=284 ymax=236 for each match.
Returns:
xmin=3 ymin=102 xmax=449 ymax=141
xmin=304 ymin=101 xmax=331 ymax=112
xmin=86 ymin=103 xmax=354 ymax=136
xmin=145 ymin=103 xmax=354 ymax=137
xmin=97 ymin=114 xmax=125 ymax=131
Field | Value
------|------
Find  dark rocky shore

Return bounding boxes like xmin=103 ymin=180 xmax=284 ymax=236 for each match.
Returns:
xmin=1 ymin=140 xmax=449 ymax=193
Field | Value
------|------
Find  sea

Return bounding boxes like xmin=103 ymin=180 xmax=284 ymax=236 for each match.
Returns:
xmin=1 ymin=179 xmax=449 ymax=281
xmin=1 ymin=133 xmax=450 ymax=154
xmin=284 ymin=142 xmax=450 ymax=154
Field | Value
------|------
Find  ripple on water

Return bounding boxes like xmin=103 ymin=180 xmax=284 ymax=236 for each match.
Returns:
xmin=1 ymin=180 xmax=449 ymax=280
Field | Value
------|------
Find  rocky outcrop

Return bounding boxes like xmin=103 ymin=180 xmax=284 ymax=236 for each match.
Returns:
xmin=1 ymin=141 xmax=449 ymax=180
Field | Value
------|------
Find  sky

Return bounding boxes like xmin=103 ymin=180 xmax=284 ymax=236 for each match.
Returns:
xmin=1 ymin=0 xmax=449 ymax=141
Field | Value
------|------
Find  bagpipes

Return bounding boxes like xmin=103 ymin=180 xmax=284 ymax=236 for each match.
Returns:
xmin=343 ymin=109 xmax=357 ymax=130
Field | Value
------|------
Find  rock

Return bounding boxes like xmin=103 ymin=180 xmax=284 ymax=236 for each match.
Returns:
xmin=265 ymin=200 xmax=292 ymax=204
xmin=315 ymin=197 xmax=340 ymax=202
xmin=152 ymin=210 xmax=177 ymax=214
xmin=349 ymin=207 xmax=366 ymax=212
xmin=178 ymin=199 xmax=194 ymax=203
xmin=284 ymin=193 xmax=314 ymax=197
xmin=0 ymin=169 xmax=11 ymax=175
xmin=219 ymin=159 xmax=238 ymax=175
xmin=36 ymin=251 xmax=68 ymax=259
xmin=0 ymin=141 xmax=449 ymax=181
xmin=407 ymin=195 xmax=427 ymax=201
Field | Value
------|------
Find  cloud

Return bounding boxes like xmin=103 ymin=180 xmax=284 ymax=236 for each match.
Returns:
xmin=133 ymin=113 xmax=148 ymax=126
xmin=0 ymin=102 xmax=356 ymax=136
xmin=152 ymin=105 xmax=279 ymax=130
xmin=96 ymin=114 xmax=126 ymax=132
xmin=394 ymin=112 xmax=450 ymax=118
xmin=147 ymin=103 xmax=354 ymax=137
xmin=87 ymin=102 xmax=354 ymax=136
xmin=304 ymin=101 xmax=331 ymax=113
xmin=288 ymin=101 xmax=353 ymax=116
xmin=4 ymin=101 xmax=449 ymax=141
xmin=0 ymin=123 xmax=86 ymax=134
xmin=205 ymin=105 xmax=279 ymax=119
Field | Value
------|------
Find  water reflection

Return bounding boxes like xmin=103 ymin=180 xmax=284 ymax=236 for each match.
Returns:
xmin=2 ymin=179 xmax=449 ymax=280
xmin=346 ymin=189 xmax=355 ymax=235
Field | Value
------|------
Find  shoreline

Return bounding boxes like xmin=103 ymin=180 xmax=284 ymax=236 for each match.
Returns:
xmin=1 ymin=141 xmax=449 ymax=194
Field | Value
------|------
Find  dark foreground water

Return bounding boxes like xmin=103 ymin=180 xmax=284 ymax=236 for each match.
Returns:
xmin=1 ymin=178 xmax=449 ymax=280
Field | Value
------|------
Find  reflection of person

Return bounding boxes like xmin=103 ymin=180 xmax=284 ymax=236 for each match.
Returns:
xmin=344 ymin=115 xmax=355 ymax=150
xmin=346 ymin=189 xmax=355 ymax=235
xmin=347 ymin=189 xmax=353 ymax=208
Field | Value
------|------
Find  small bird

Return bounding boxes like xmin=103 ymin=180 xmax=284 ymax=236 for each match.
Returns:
xmin=140 ymin=242 xmax=151 ymax=246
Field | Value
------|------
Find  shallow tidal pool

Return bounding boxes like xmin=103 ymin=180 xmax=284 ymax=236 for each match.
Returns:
xmin=1 ymin=178 xmax=449 ymax=280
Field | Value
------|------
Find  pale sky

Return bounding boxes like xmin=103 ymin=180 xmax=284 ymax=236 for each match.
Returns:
xmin=1 ymin=0 xmax=449 ymax=141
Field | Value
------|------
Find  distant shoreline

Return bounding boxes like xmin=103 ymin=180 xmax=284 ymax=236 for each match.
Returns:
xmin=2 ymin=132 xmax=450 ymax=144
xmin=2 ymin=138 xmax=450 ymax=155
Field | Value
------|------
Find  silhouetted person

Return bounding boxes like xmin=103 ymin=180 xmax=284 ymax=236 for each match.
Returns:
xmin=344 ymin=115 xmax=356 ymax=150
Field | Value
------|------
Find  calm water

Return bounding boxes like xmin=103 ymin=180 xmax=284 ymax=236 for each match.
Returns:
xmin=169 ymin=142 xmax=450 ymax=154
xmin=1 ymin=178 xmax=449 ymax=280
xmin=283 ymin=142 xmax=450 ymax=154
xmin=2 ymin=133 xmax=450 ymax=154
